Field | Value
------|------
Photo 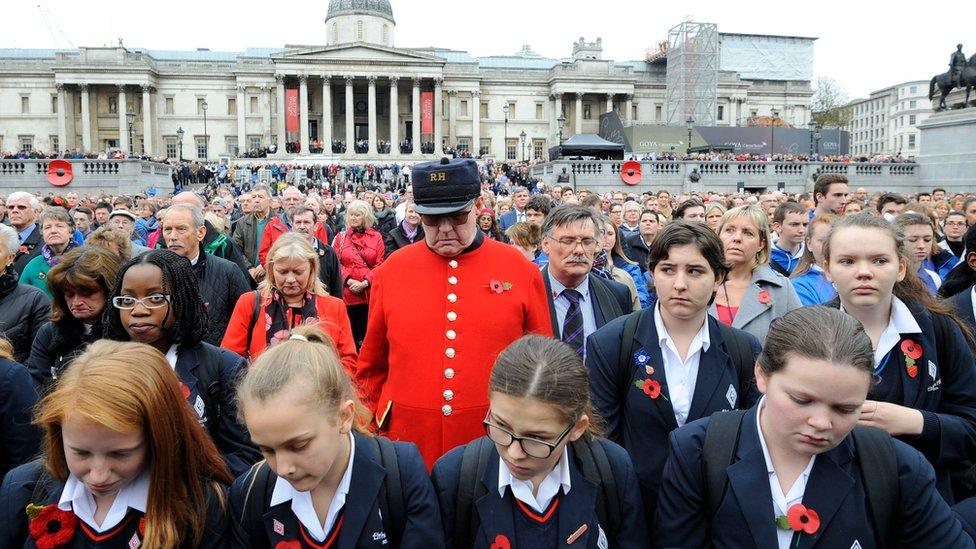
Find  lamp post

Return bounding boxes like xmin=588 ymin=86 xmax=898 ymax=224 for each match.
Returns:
xmin=502 ymin=103 xmax=509 ymax=160
xmin=177 ymin=126 xmax=184 ymax=162
xmin=814 ymin=126 xmax=822 ymax=157
xmin=770 ymin=112 xmax=778 ymax=158
xmin=202 ymin=100 xmax=209 ymax=159
xmin=125 ymin=108 xmax=135 ymax=156
xmin=519 ymin=130 xmax=527 ymax=162
xmin=685 ymin=116 xmax=694 ymax=155
xmin=557 ymin=113 xmax=566 ymax=144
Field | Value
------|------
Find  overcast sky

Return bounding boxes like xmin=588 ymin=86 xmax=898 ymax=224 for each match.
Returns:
xmin=9 ymin=0 xmax=976 ymax=99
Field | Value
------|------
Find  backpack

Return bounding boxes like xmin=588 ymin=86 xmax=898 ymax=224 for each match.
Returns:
xmin=453 ymin=436 xmax=621 ymax=548
xmin=701 ymin=410 xmax=898 ymax=547
xmin=240 ymin=436 xmax=406 ymax=548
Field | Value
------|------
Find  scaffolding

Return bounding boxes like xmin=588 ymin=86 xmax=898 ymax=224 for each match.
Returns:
xmin=665 ymin=21 xmax=718 ymax=126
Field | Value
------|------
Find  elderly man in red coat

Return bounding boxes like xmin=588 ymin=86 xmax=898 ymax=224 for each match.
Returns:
xmin=356 ymin=157 xmax=552 ymax=468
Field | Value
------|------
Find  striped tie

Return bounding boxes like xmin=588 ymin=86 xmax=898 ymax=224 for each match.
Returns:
xmin=561 ymin=289 xmax=584 ymax=356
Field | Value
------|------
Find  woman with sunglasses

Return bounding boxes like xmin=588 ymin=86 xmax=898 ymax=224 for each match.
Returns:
xmin=432 ymin=335 xmax=649 ymax=548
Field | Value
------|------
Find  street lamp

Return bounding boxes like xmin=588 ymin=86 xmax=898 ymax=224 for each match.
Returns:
xmin=770 ymin=112 xmax=779 ymax=158
xmin=519 ymin=130 xmax=527 ymax=162
xmin=502 ymin=103 xmax=509 ymax=160
xmin=202 ymin=100 xmax=209 ymax=159
xmin=814 ymin=126 xmax=822 ymax=156
xmin=557 ymin=112 xmax=566 ymax=144
xmin=685 ymin=116 xmax=694 ymax=155
xmin=125 ymin=108 xmax=136 ymax=155
xmin=177 ymin=126 xmax=184 ymax=161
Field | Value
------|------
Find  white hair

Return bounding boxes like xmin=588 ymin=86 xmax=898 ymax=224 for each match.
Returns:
xmin=6 ymin=191 xmax=39 ymax=209
xmin=0 ymin=224 xmax=18 ymax=255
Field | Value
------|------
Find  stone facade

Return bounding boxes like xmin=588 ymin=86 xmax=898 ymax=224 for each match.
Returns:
xmin=844 ymin=80 xmax=931 ymax=158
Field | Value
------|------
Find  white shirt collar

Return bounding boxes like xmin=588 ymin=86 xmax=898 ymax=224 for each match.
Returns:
xmin=653 ymin=303 xmax=711 ymax=355
xmin=497 ymin=443 xmax=572 ymax=514
xmin=189 ymin=252 xmax=200 ymax=266
xmin=59 ymin=471 xmax=150 ymax=532
xmin=549 ymin=272 xmax=590 ymax=300
xmin=875 ymin=296 xmax=922 ymax=367
xmin=165 ymin=344 xmax=178 ymax=371
xmin=270 ymin=432 xmax=355 ymax=542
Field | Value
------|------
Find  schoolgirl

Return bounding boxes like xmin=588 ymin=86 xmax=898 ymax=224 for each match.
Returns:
xmin=895 ymin=211 xmax=955 ymax=294
xmin=0 ymin=339 xmax=232 ymax=548
xmin=586 ymin=221 xmax=761 ymax=533
xmin=230 ymin=324 xmax=444 ymax=548
xmin=940 ymin=223 xmax=976 ymax=332
xmin=432 ymin=335 xmax=649 ymax=548
xmin=104 ymin=249 xmax=260 ymax=476
xmin=655 ymin=307 xmax=973 ymax=548
xmin=789 ymin=214 xmax=837 ymax=306
xmin=823 ymin=212 xmax=976 ymax=503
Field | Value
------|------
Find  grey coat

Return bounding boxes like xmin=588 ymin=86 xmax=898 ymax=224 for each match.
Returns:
xmin=708 ymin=263 xmax=802 ymax=345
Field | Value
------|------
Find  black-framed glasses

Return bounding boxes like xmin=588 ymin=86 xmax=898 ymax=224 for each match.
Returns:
xmin=112 ymin=294 xmax=171 ymax=310
xmin=421 ymin=209 xmax=472 ymax=227
xmin=483 ymin=412 xmax=573 ymax=459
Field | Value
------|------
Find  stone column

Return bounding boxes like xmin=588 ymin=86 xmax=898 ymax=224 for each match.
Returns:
xmin=624 ymin=95 xmax=633 ymax=125
xmin=389 ymin=77 xmax=399 ymax=153
xmin=236 ymin=84 xmax=246 ymax=157
xmin=56 ymin=84 xmax=67 ymax=153
xmin=574 ymin=92 xmax=583 ymax=135
xmin=275 ymin=75 xmax=286 ymax=154
xmin=345 ymin=76 xmax=355 ymax=154
xmin=447 ymin=89 xmax=458 ymax=146
xmin=605 ymin=93 xmax=613 ymax=116
xmin=262 ymin=85 xmax=272 ymax=147
xmin=433 ymin=78 xmax=443 ymax=154
xmin=299 ymin=75 xmax=310 ymax=155
xmin=367 ymin=76 xmax=377 ymax=155
xmin=471 ymin=90 xmax=481 ymax=157
xmin=117 ymin=85 xmax=128 ymax=153
xmin=141 ymin=85 xmax=153 ymax=156
xmin=80 ymin=84 xmax=91 ymax=152
xmin=322 ymin=74 xmax=332 ymax=151
xmin=412 ymin=77 xmax=421 ymax=155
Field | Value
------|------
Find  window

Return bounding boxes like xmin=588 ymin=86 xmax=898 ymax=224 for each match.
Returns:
xmin=909 ymin=114 xmax=916 ymax=125
xmin=506 ymin=138 xmax=517 ymax=160
xmin=533 ymin=139 xmax=544 ymax=159
xmin=250 ymin=96 xmax=259 ymax=114
xmin=718 ymin=105 xmax=725 ymax=120
xmin=909 ymin=100 xmax=916 ymax=109
xmin=51 ymin=95 xmax=58 ymax=113
xmin=383 ymin=24 xmax=389 ymax=45
xmin=165 ymin=97 xmax=174 ymax=114
xmin=228 ymin=98 xmax=237 ymax=115
xmin=632 ymin=104 xmax=638 ymax=121
xmin=19 ymin=135 xmax=33 ymax=152
xmin=138 ymin=138 xmax=145 ymax=155
xmin=583 ymin=103 xmax=592 ymax=120
xmin=457 ymin=138 xmax=470 ymax=152
xmin=196 ymin=136 xmax=208 ymax=159
xmin=21 ymin=96 xmax=30 ymax=114
xmin=535 ymin=102 xmax=543 ymax=120
xmin=226 ymin=136 xmax=239 ymax=156
xmin=197 ymin=98 xmax=206 ymax=115
xmin=460 ymin=100 xmax=468 ymax=117
xmin=50 ymin=135 xmax=59 ymax=152
xmin=909 ymin=134 xmax=916 ymax=149
xmin=479 ymin=138 xmax=491 ymax=156
xmin=357 ymin=20 xmax=364 ymax=41
xmin=910 ymin=85 xmax=917 ymax=94
xmin=248 ymin=135 xmax=262 ymax=151
xmin=165 ymin=137 xmax=178 ymax=159
xmin=108 ymin=96 xmax=117 ymax=114
xmin=480 ymin=102 xmax=488 ymax=119
xmin=655 ymin=105 xmax=662 ymax=121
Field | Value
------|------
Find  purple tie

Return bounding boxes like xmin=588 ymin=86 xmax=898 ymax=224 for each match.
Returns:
xmin=561 ymin=289 xmax=584 ymax=356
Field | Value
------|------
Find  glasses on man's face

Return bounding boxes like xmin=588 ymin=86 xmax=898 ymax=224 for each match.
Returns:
xmin=547 ymin=235 xmax=599 ymax=251
xmin=484 ymin=413 xmax=574 ymax=459
xmin=112 ymin=294 xmax=171 ymax=310
xmin=946 ymin=221 xmax=967 ymax=227
xmin=420 ymin=209 xmax=471 ymax=227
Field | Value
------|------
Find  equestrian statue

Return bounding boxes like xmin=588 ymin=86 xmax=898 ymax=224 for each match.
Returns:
xmin=929 ymin=44 xmax=976 ymax=110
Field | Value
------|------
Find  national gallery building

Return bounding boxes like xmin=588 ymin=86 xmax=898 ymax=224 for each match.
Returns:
xmin=0 ymin=0 xmax=816 ymax=162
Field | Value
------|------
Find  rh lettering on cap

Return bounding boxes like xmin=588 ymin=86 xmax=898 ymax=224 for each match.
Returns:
xmin=430 ymin=172 xmax=447 ymax=182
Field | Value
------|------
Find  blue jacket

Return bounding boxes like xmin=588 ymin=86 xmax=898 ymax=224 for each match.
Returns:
xmin=229 ymin=432 xmax=445 ymax=548
xmin=176 ymin=342 xmax=260 ymax=477
xmin=0 ymin=459 xmax=228 ymax=548
xmin=791 ymin=266 xmax=836 ymax=307
xmin=613 ymin=255 xmax=653 ymax=309
xmin=585 ymin=310 xmax=760 ymax=533
xmin=0 ymin=358 xmax=41 ymax=480
xmin=955 ymin=497 xmax=976 ymax=542
xmin=930 ymin=249 xmax=961 ymax=281
xmin=431 ymin=436 xmax=650 ymax=549
xmin=769 ymin=242 xmax=803 ymax=275
xmin=656 ymin=405 xmax=974 ymax=549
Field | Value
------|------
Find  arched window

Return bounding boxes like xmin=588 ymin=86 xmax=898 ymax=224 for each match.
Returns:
xmin=383 ymin=24 xmax=389 ymax=45
xmin=357 ymin=20 xmax=364 ymax=41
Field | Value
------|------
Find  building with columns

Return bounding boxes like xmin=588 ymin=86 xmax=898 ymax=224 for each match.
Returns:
xmin=0 ymin=0 xmax=815 ymax=162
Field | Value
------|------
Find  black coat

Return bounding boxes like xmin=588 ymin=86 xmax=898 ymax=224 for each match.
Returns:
xmin=194 ymin=251 xmax=252 ymax=346
xmin=11 ymin=225 xmax=41 ymax=277
xmin=622 ymin=233 xmax=651 ymax=272
xmin=0 ymin=358 xmax=41 ymax=480
xmin=0 ymin=283 xmax=50 ymax=363
xmin=383 ymin=224 xmax=424 ymax=258
xmin=314 ymin=238 xmax=343 ymax=299
xmin=542 ymin=269 xmax=631 ymax=339
xmin=25 ymin=320 xmax=103 ymax=392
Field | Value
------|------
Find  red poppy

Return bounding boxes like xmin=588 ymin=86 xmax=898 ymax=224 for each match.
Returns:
xmin=489 ymin=279 xmax=504 ymax=294
xmin=19 ymin=245 xmax=28 ymax=255
xmin=275 ymin=541 xmax=301 ymax=549
xmin=900 ymin=340 xmax=923 ymax=360
xmin=179 ymin=382 xmax=191 ymax=400
xmin=786 ymin=503 xmax=820 ymax=535
xmin=643 ymin=379 xmax=662 ymax=399
xmin=28 ymin=504 xmax=78 ymax=549
xmin=757 ymin=290 xmax=772 ymax=304
xmin=490 ymin=534 xmax=511 ymax=549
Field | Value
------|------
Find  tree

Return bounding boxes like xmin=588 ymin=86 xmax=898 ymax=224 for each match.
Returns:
xmin=810 ymin=77 xmax=852 ymax=128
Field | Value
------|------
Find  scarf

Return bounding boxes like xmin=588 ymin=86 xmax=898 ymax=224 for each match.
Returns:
xmin=591 ymin=250 xmax=613 ymax=280
xmin=401 ymin=220 xmax=418 ymax=241
xmin=264 ymin=289 xmax=319 ymax=347
xmin=41 ymin=242 xmax=77 ymax=268
xmin=0 ymin=270 xmax=17 ymax=299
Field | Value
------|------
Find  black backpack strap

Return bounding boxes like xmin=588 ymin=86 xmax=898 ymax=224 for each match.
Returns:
xmin=702 ymin=410 xmax=747 ymax=519
xmin=717 ymin=323 xmax=756 ymax=405
xmin=570 ymin=438 xmax=620 ymax=536
xmin=242 ymin=460 xmax=273 ymax=549
xmin=245 ymin=290 xmax=261 ymax=359
xmin=455 ymin=437 xmax=493 ymax=548
xmin=852 ymin=426 xmax=898 ymax=548
xmin=371 ymin=436 xmax=406 ymax=546
xmin=616 ymin=311 xmax=642 ymax=410
xmin=192 ymin=343 xmax=223 ymax=434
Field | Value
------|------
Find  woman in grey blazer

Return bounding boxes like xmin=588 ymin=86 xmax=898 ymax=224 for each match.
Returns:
xmin=709 ymin=205 xmax=802 ymax=344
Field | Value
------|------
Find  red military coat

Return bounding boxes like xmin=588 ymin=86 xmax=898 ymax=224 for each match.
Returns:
xmin=356 ymin=237 xmax=553 ymax=468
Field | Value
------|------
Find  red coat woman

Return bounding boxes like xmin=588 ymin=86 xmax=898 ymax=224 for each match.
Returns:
xmin=332 ymin=200 xmax=385 ymax=345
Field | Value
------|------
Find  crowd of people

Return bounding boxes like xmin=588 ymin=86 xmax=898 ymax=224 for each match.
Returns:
xmin=3 ymin=162 xmax=976 ymax=548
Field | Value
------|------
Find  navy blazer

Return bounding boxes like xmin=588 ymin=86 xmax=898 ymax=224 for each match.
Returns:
xmin=655 ymin=406 xmax=974 ymax=549
xmin=543 ymin=269 xmax=631 ymax=339
xmin=585 ymin=310 xmax=761 ymax=533
xmin=949 ymin=284 xmax=976 ymax=333
xmin=498 ymin=209 xmax=519 ymax=232
xmin=0 ymin=459 xmax=228 ymax=548
xmin=431 ymin=436 xmax=650 ymax=549
xmin=176 ymin=342 xmax=260 ymax=477
xmin=229 ymin=432 xmax=445 ymax=548
xmin=826 ymin=298 xmax=976 ymax=502
xmin=0 ymin=358 xmax=41 ymax=480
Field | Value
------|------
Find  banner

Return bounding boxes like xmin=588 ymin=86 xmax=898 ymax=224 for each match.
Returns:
xmin=421 ymin=91 xmax=433 ymax=134
xmin=285 ymin=89 xmax=299 ymax=133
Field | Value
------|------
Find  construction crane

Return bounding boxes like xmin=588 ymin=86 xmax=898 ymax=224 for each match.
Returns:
xmin=36 ymin=3 xmax=75 ymax=49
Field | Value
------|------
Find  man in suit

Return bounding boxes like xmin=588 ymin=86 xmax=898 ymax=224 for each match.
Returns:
xmin=498 ymin=187 xmax=530 ymax=231
xmin=623 ymin=209 xmax=660 ymax=272
xmin=5 ymin=192 xmax=42 ymax=276
xmin=541 ymin=204 xmax=630 ymax=359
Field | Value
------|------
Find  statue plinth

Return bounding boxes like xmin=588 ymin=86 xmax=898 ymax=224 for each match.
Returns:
xmin=917 ymin=109 xmax=976 ymax=191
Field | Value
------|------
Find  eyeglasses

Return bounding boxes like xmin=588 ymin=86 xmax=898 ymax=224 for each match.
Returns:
xmin=112 ymin=294 xmax=171 ymax=310
xmin=483 ymin=412 xmax=574 ymax=459
xmin=945 ymin=221 xmax=968 ymax=227
xmin=546 ymin=235 xmax=599 ymax=250
xmin=420 ymin=209 xmax=472 ymax=227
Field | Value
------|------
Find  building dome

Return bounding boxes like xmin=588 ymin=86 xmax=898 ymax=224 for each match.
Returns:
xmin=326 ymin=0 xmax=395 ymax=24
